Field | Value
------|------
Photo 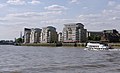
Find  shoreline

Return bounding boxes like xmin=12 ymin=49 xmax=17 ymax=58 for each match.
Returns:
xmin=16 ymin=43 xmax=120 ymax=48
xmin=19 ymin=43 xmax=86 ymax=47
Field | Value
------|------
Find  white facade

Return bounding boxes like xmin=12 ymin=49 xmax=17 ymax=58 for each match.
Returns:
xmin=63 ymin=23 xmax=87 ymax=43
xmin=24 ymin=28 xmax=42 ymax=43
xmin=30 ymin=28 xmax=42 ymax=43
xmin=41 ymin=26 xmax=58 ymax=43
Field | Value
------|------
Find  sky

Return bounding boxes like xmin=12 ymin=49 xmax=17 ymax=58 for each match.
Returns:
xmin=0 ymin=0 xmax=120 ymax=40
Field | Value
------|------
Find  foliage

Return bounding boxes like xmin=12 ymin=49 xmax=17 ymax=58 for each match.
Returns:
xmin=88 ymin=35 xmax=101 ymax=41
xmin=15 ymin=38 xmax=23 ymax=43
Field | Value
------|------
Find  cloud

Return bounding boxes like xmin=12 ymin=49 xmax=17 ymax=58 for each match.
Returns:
xmin=0 ymin=10 xmax=65 ymax=39
xmin=108 ymin=1 xmax=116 ymax=6
xmin=0 ymin=9 xmax=77 ymax=39
xmin=6 ymin=11 xmax=62 ymax=18
xmin=70 ymin=0 xmax=80 ymax=4
xmin=0 ymin=11 xmax=63 ymax=27
xmin=83 ymin=7 xmax=88 ymax=9
xmin=0 ymin=4 xmax=7 ymax=8
xmin=44 ymin=5 xmax=67 ymax=11
xmin=28 ymin=0 xmax=41 ymax=5
xmin=78 ymin=3 xmax=120 ymax=31
xmin=1 ymin=0 xmax=120 ymax=39
xmin=7 ymin=0 xmax=26 ymax=5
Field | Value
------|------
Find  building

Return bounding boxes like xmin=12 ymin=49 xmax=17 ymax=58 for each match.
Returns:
xmin=58 ymin=32 xmax=63 ymax=42
xmin=63 ymin=23 xmax=87 ymax=43
xmin=87 ymin=31 xmax=103 ymax=41
xmin=41 ymin=26 xmax=58 ymax=43
xmin=30 ymin=28 xmax=42 ymax=43
xmin=87 ymin=31 xmax=103 ymax=37
xmin=101 ymin=29 xmax=120 ymax=43
xmin=24 ymin=28 xmax=31 ymax=43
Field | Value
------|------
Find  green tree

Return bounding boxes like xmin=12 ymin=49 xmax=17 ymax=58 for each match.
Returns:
xmin=88 ymin=35 xmax=101 ymax=41
xmin=94 ymin=36 xmax=101 ymax=41
xmin=88 ymin=36 xmax=93 ymax=40
xmin=15 ymin=38 xmax=23 ymax=43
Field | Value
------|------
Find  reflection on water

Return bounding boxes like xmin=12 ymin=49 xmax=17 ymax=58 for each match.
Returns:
xmin=0 ymin=45 xmax=120 ymax=73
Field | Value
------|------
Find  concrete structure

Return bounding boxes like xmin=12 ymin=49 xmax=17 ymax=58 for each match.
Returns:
xmin=30 ymin=28 xmax=42 ymax=43
xmin=58 ymin=32 xmax=63 ymax=42
xmin=41 ymin=26 xmax=58 ymax=43
xmin=101 ymin=29 xmax=120 ymax=43
xmin=87 ymin=31 xmax=103 ymax=37
xmin=24 ymin=28 xmax=31 ymax=43
xmin=63 ymin=23 xmax=87 ymax=43
xmin=87 ymin=31 xmax=103 ymax=41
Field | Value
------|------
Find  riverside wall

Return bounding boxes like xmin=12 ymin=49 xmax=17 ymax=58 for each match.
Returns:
xmin=109 ymin=43 xmax=120 ymax=47
xmin=18 ymin=43 xmax=120 ymax=48
xmin=20 ymin=43 xmax=86 ymax=47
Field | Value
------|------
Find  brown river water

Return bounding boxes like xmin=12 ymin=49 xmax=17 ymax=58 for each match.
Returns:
xmin=0 ymin=45 xmax=120 ymax=73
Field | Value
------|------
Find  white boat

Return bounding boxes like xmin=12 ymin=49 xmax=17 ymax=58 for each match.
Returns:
xmin=84 ymin=42 xmax=113 ymax=50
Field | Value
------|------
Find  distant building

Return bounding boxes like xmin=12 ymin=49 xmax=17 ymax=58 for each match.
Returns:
xmin=63 ymin=23 xmax=87 ymax=43
xmin=101 ymin=29 xmax=120 ymax=43
xmin=87 ymin=31 xmax=103 ymax=41
xmin=87 ymin=31 xmax=103 ymax=37
xmin=24 ymin=28 xmax=31 ymax=43
xmin=30 ymin=28 xmax=42 ymax=43
xmin=58 ymin=32 xmax=63 ymax=42
xmin=41 ymin=26 xmax=58 ymax=43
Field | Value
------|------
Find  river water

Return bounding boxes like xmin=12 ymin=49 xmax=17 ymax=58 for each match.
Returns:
xmin=0 ymin=45 xmax=120 ymax=73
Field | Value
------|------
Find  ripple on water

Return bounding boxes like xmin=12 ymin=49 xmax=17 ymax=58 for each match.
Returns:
xmin=17 ymin=64 xmax=108 ymax=73
xmin=0 ymin=46 xmax=120 ymax=73
xmin=0 ymin=70 xmax=22 ymax=73
xmin=106 ymin=68 xmax=120 ymax=73
xmin=82 ymin=64 xmax=108 ymax=69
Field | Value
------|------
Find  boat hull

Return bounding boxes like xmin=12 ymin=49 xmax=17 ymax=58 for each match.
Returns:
xmin=84 ymin=48 xmax=113 ymax=51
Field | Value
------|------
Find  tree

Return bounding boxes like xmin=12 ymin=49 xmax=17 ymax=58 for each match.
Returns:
xmin=88 ymin=35 xmax=101 ymax=41
xmin=94 ymin=36 xmax=101 ymax=41
xmin=15 ymin=38 xmax=23 ymax=43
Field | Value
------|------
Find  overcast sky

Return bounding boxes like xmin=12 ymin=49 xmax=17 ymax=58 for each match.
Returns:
xmin=0 ymin=0 xmax=120 ymax=40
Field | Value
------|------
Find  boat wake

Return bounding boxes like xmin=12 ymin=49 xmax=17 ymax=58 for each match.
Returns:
xmin=84 ymin=48 xmax=120 ymax=51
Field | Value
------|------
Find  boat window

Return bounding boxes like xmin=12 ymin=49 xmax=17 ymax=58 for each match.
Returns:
xmin=99 ymin=42 xmax=108 ymax=46
xmin=103 ymin=43 xmax=108 ymax=46
xmin=89 ymin=41 xmax=99 ymax=43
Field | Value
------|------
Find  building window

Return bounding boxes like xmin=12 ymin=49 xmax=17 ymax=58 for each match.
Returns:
xmin=68 ymin=28 xmax=72 ymax=34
